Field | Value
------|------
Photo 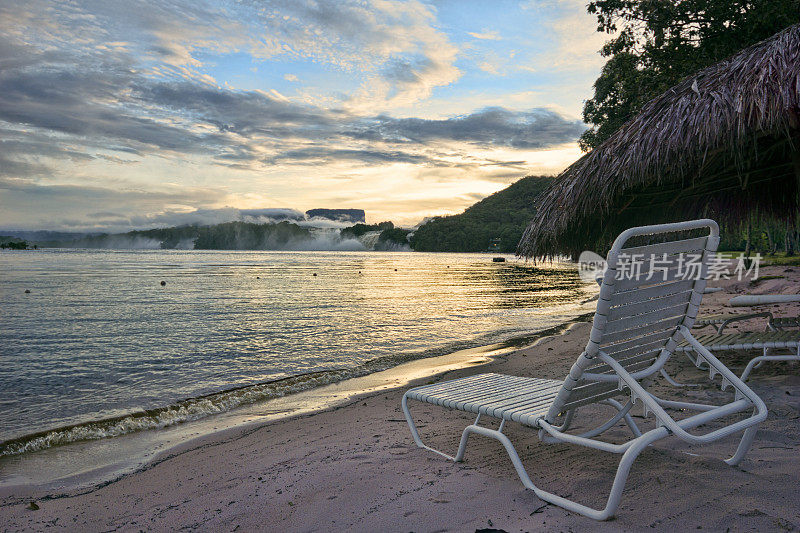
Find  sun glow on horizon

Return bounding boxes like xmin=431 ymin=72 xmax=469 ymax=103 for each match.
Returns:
xmin=0 ymin=0 xmax=604 ymax=232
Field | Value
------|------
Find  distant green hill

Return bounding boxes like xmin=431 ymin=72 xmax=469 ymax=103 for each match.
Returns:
xmin=38 ymin=220 xmax=412 ymax=250
xmin=21 ymin=177 xmax=556 ymax=253
xmin=410 ymin=175 xmax=554 ymax=253
xmin=194 ymin=221 xmax=313 ymax=249
xmin=0 ymin=236 xmax=31 ymax=250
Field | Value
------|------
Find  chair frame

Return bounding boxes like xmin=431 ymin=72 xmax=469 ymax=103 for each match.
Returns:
xmin=686 ymin=293 xmax=800 ymax=380
xmin=694 ymin=311 xmax=774 ymax=334
xmin=402 ymin=220 xmax=768 ymax=520
xmin=677 ymin=331 xmax=800 ymax=380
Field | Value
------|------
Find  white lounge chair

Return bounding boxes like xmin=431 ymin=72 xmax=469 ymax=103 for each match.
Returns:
xmin=694 ymin=311 xmax=774 ymax=334
xmin=688 ymin=296 xmax=800 ymax=379
xmin=770 ymin=317 xmax=800 ymax=330
xmin=676 ymin=331 xmax=800 ymax=380
xmin=402 ymin=220 xmax=767 ymax=520
xmin=695 ymin=306 xmax=800 ymax=334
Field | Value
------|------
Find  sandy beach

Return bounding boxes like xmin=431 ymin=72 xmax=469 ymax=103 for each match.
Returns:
xmin=1 ymin=265 xmax=799 ymax=532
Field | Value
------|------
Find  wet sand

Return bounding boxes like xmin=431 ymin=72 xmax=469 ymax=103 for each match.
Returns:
xmin=1 ymin=266 xmax=799 ymax=531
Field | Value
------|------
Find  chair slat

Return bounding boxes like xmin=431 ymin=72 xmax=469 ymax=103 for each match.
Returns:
xmin=560 ymin=387 xmax=622 ymax=412
xmin=603 ymin=303 xmax=688 ymax=335
xmin=607 ymin=291 xmax=693 ymax=321
xmin=607 ymin=279 xmax=694 ymax=307
xmin=620 ymin=236 xmax=708 ymax=257
xmin=601 ymin=341 xmax=665 ymax=364
xmin=431 ymin=378 xmax=547 ymax=407
xmin=601 ymin=329 xmax=674 ymax=355
xmin=406 ymin=373 xmax=561 ymax=427
xmin=675 ymin=331 xmax=800 ymax=352
xmin=600 ymin=316 xmax=683 ymax=345
xmin=612 ymin=266 xmax=687 ymax=292
xmin=772 ymin=317 xmax=800 ymax=329
xmin=587 ymin=350 xmax=661 ymax=375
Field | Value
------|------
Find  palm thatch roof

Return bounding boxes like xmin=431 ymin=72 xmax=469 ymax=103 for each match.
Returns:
xmin=518 ymin=23 xmax=800 ymax=259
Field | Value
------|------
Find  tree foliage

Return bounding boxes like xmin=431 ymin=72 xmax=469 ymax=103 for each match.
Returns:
xmin=376 ymin=227 xmax=411 ymax=250
xmin=721 ymin=216 xmax=800 ymax=255
xmin=0 ymin=236 xmax=30 ymax=249
xmin=340 ymin=221 xmax=394 ymax=239
xmin=409 ymin=176 xmax=554 ymax=253
xmin=580 ymin=0 xmax=800 ymax=151
xmin=194 ymin=221 xmax=313 ymax=249
xmin=41 ymin=221 xmax=412 ymax=250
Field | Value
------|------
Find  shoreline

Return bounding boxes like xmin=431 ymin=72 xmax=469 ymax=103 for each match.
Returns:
xmin=2 ymin=267 xmax=798 ymax=531
xmin=0 ymin=309 xmax=594 ymax=497
xmin=1 ymin=308 xmax=596 ymax=459
xmin=1 ymin=249 xmax=593 ymax=467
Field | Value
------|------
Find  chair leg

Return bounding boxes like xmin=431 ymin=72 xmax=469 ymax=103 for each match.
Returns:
xmin=740 ymin=356 xmax=760 ymax=381
xmin=578 ymin=399 xmax=641 ymax=438
xmin=551 ymin=409 xmax=575 ymax=432
xmin=725 ymin=426 xmax=758 ymax=466
xmin=455 ymin=423 xmax=668 ymax=520
xmin=606 ymin=398 xmax=643 ymax=437
xmin=685 ymin=349 xmax=709 ymax=370
xmin=740 ymin=350 xmax=800 ymax=381
xmin=402 ymin=393 xmax=461 ymax=461
xmin=660 ymin=368 xmax=700 ymax=388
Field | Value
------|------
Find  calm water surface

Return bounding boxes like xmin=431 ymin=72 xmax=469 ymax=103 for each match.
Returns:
xmin=0 ymin=249 xmax=590 ymax=453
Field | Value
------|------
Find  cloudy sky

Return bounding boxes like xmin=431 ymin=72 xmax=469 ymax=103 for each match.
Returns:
xmin=0 ymin=0 xmax=607 ymax=232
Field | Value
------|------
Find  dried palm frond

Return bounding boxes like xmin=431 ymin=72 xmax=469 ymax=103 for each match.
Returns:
xmin=518 ymin=24 xmax=800 ymax=259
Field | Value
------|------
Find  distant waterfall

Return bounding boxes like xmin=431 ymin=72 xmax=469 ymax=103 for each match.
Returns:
xmin=357 ymin=231 xmax=382 ymax=250
xmin=303 ymin=227 xmax=367 ymax=250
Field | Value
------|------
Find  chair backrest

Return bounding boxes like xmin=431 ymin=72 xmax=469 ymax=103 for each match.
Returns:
xmin=546 ymin=219 xmax=720 ymax=420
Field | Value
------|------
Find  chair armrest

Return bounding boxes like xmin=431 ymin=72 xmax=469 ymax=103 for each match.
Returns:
xmin=716 ymin=312 xmax=773 ymax=333
xmin=678 ymin=326 xmax=766 ymax=406
xmin=598 ymin=343 xmax=766 ymax=445
xmin=730 ymin=294 xmax=800 ymax=306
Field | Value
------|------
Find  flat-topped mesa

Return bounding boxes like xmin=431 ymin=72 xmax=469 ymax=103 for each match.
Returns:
xmin=305 ymin=209 xmax=365 ymax=224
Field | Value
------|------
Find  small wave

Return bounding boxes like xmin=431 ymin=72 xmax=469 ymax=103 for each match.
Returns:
xmin=0 ymin=343 xmax=471 ymax=457
xmin=0 ymin=312 xmax=593 ymax=458
xmin=0 ymin=369 xmax=352 ymax=457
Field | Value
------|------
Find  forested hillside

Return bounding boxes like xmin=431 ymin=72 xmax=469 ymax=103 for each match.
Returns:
xmin=410 ymin=175 xmax=554 ymax=253
xmin=194 ymin=221 xmax=313 ymax=249
xmin=38 ymin=220 xmax=411 ymax=250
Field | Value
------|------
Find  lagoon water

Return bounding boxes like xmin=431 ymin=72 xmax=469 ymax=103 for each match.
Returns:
xmin=0 ymin=249 xmax=591 ymax=456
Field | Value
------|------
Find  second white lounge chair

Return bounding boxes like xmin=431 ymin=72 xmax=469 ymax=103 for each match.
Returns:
xmin=402 ymin=219 xmax=767 ymax=520
xmin=676 ymin=330 xmax=800 ymax=380
xmin=694 ymin=311 xmax=773 ymax=334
